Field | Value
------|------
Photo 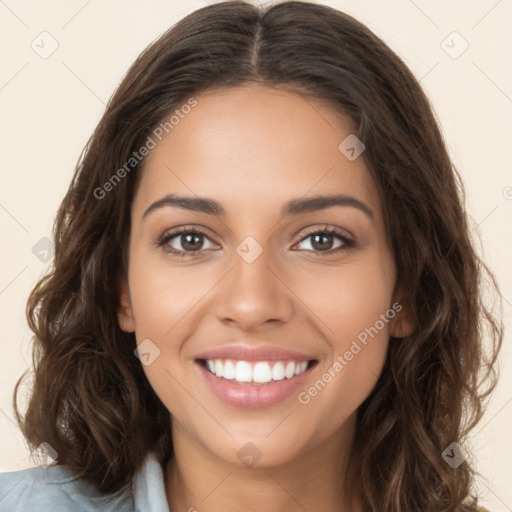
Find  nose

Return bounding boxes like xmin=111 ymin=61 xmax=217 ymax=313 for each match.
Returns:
xmin=213 ymin=244 xmax=294 ymax=332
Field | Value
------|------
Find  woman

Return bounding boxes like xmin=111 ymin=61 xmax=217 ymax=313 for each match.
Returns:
xmin=0 ymin=1 xmax=502 ymax=511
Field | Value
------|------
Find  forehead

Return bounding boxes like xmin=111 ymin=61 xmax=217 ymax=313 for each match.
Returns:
xmin=134 ymin=84 xmax=380 ymax=220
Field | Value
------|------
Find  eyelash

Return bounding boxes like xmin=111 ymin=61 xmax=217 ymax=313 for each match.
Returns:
xmin=155 ymin=225 xmax=355 ymax=258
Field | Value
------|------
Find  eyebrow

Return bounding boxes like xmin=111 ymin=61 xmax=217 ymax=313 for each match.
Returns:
xmin=142 ymin=193 xmax=374 ymax=221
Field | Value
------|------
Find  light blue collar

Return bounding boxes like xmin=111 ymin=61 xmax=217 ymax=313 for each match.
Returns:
xmin=133 ymin=451 xmax=171 ymax=512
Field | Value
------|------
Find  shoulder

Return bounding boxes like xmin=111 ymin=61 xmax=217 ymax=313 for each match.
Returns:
xmin=0 ymin=463 xmax=134 ymax=511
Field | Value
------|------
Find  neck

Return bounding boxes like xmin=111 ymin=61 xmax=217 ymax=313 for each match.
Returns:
xmin=164 ymin=415 xmax=362 ymax=512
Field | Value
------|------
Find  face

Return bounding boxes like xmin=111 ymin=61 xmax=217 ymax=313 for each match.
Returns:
xmin=118 ymin=84 xmax=411 ymax=470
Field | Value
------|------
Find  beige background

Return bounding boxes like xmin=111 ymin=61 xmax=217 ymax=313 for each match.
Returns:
xmin=0 ymin=0 xmax=511 ymax=509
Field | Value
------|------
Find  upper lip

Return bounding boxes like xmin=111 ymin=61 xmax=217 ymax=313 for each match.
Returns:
xmin=194 ymin=344 xmax=317 ymax=362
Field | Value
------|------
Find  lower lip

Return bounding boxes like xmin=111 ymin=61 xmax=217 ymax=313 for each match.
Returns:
xmin=195 ymin=361 xmax=316 ymax=409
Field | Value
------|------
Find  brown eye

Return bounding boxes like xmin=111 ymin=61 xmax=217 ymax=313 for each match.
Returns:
xmin=295 ymin=227 xmax=355 ymax=254
xmin=175 ymin=232 xmax=205 ymax=252
xmin=157 ymin=227 xmax=218 ymax=257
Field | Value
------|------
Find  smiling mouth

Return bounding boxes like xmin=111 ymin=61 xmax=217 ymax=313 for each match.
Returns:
xmin=197 ymin=358 xmax=318 ymax=385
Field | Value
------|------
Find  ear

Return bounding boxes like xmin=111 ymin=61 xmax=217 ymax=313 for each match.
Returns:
xmin=388 ymin=290 xmax=415 ymax=339
xmin=117 ymin=277 xmax=136 ymax=333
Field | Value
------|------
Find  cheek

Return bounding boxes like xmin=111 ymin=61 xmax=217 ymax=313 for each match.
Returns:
xmin=126 ymin=257 xmax=197 ymax=418
xmin=127 ymin=251 xmax=213 ymax=341
xmin=292 ymin=252 xmax=394 ymax=414
xmin=126 ymin=253 xmax=219 ymax=408
xmin=292 ymin=249 xmax=396 ymax=348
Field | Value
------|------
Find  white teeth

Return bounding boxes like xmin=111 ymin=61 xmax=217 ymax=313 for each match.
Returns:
xmin=253 ymin=362 xmax=272 ymax=383
xmin=272 ymin=362 xmax=285 ymax=381
xmin=223 ymin=360 xmax=235 ymax=380
xmin=215 ymin=360 xmax=224 ymax=378
xmin=285 ymin=361 xmax=295 ymax=379
xmin=204 ymin=359 xmax=310 ymax=383
xmin=235 ymin=361 xmax=252 ymax=382
xmin=294 ymin=361 xmax=307 ymax=376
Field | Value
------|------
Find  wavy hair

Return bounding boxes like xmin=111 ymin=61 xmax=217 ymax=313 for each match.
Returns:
xmin=13 ymin=1 xmax=502 ymax=510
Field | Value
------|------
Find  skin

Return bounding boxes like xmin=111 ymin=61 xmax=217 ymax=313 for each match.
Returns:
xmin=118 ymin=83 xmax=413 ymax=512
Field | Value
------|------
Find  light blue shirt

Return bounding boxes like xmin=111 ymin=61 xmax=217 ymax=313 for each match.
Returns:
xmin=0 ymin=452 xmax=170 ymax=511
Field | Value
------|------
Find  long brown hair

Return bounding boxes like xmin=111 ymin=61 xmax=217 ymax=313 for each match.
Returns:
xmin=13 ymin=2 xmax=502 ymax=510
